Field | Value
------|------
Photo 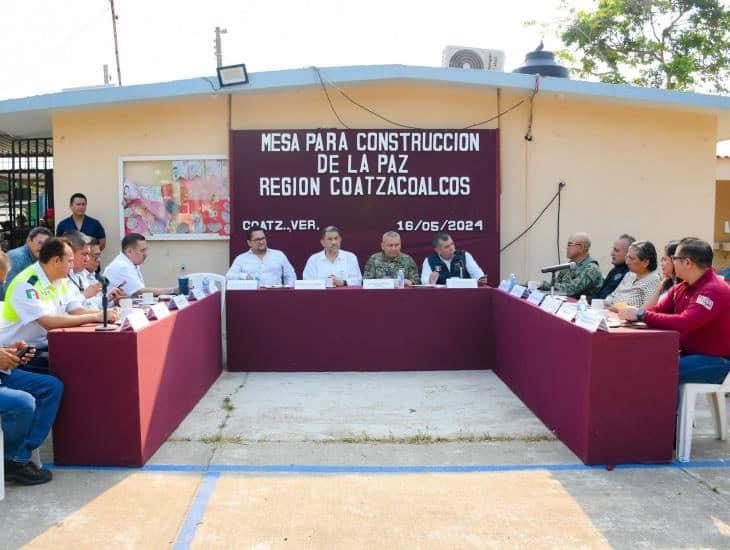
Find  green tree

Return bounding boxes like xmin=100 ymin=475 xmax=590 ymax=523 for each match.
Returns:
xmin=557 ymin=0 xmax=730 ymax=92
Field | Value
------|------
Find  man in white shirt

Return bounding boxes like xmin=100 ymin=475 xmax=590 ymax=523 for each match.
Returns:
xmin=104 ymin=233 xmax=176 ymax=297
xmin=302 ymin=226 xmax=362 ymax=286
xmin=421 ymin=232 xmax=487 ymax=285
xmin=64 ymin=232 xmax=123 ymax=309
xmin=226 ymin=226 xmax=296 ymax=286
xmin=0 ymin=238 xmax=117 ymax=373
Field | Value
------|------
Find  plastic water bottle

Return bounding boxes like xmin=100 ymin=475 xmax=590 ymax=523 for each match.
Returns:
xmin=577 ymin=295 xmax=588 ymax=313
xmin=202 ymin=277 xmax=211 ymax=294
xmin=397 ymin=269 xmax=405 ymax=289
xmin=508 ymin=273 xmax=518 ymax=291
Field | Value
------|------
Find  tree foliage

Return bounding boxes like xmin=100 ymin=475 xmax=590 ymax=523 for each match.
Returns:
xmin=556 ymin=0 xmax=730 ymax=92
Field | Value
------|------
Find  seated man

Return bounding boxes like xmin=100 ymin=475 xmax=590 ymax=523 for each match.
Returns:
xmin=226 ymin=226 xmax=296 ymax=286
xmin=0 ymin=238 xmax=116 ymax=374
xmin=619 ymin=238 xmax=730 ymax=384
xmin=0 ymin=250 xmax=62 ymax=486
xmin=104 ymin=233 xmax=176 ymax=297
xmin=363 ymin=231 xmax=420 ymax=286
xmin=302 ymin=226 xmax=362 ymax=286
xmin=0 ymin=227 xmax=53 ymax=300
xmin=540 ymin=232 xmax=603 ymax=298
xmin=421 ymin=232 xmax=487 ymax=285
xmin=64 ymin=232 xmax=123 ymax=309
xmin=595 ymin=234 xmax=635 ymax=299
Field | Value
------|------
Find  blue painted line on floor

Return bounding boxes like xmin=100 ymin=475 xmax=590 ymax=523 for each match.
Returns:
xmin=47 ymin=459 xmax=729 ymax=474
xmin=172 ymin=471 xmax=220 ymax=550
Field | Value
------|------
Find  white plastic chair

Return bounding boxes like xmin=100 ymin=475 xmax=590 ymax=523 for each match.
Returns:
xmin=676 ymin=372 xmax=730 ymax=462
xmin=1 ymin=418 xmax=42 ymax=500
xmin=186 ymin=273 xmax=227 ymax=365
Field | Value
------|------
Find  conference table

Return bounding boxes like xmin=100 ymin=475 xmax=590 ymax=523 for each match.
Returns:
xmin=490 ymin=290 xmax=679 ymax=466
xmin=48 ymin=293 xmax=222 ymax=467
xmin=227 ymin=286 xmax=680 ymax=465
xmin=226 ymin=286 xmax=493 ymax=372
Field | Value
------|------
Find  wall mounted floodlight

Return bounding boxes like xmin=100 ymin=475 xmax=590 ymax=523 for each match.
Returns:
xmin=217 ymin=64 xmax=249 ymax=87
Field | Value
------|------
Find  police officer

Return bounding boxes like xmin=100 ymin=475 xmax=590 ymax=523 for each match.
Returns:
xmin=421 ymin=232 xmax=487 ymax=285
xmin=0 ymin=237 xmax=118 ymax=374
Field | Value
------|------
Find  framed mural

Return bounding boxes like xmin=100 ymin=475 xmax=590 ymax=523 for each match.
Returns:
xmin=119 ymin=155 xmax=230 ymax=240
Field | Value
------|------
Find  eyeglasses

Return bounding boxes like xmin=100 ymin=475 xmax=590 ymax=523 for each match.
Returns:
xmin=566 ymin=241 xmax=584 ymax=247
xmin=250 ymin=237 xmax=266 ymax=242
xmin=671 ymin=256 xmax=688 ymax=262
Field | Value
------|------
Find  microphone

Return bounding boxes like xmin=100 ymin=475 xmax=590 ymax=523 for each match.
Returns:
xmin=94 ymin=270 xmax=116 ymax=331
xmin=540 ymin=261 xmax=577 ymax=274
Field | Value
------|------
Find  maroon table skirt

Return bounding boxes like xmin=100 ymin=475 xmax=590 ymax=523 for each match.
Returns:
xmin=226 ymin=287 xmax=493 ymax=372
xmin=491 ymin=290 xmax=679 ymax=465
xmin=48 ymin=294 xmax=222 ymax=467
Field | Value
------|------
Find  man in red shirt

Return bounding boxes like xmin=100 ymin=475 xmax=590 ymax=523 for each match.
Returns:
xmin=619 ymin=238 xmax=730 ymax=384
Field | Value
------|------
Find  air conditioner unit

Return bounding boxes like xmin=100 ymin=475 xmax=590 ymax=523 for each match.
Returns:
xmin=442 ymin=46 xmax=505 ymax=71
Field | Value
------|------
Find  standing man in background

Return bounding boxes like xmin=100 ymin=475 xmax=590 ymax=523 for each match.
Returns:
xmin=56 ymin=193 xmax=107 ymax=251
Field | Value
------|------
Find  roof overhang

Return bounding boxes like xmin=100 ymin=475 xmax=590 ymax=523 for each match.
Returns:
xmin=1 ymin=64 xmax=729 ymax=141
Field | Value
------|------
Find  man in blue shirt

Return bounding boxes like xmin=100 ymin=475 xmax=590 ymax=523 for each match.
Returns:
xmin=0 ymin=227 xmax=53 ymax=300
xmin=55 ymin=193 xmax=107 ymax=250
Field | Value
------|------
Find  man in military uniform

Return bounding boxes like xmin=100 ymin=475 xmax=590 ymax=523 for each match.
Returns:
xmin=363 ymin=231 xmax=420 ymax=286
xmin=541 ymin=232 xmax=603 ymax=298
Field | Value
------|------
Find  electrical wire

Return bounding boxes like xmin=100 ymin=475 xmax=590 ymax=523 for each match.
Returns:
xmin=500 ymin=181 xmax=565 ymax=254
xmin=313 ymin=67 xmax=350 ymax=129
xmin=312 ymin=66 xmax=534 ymax=131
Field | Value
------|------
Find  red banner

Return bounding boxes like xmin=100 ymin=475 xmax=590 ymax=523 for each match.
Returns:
xmin=230 ymin=129 xmax=500 ymax=280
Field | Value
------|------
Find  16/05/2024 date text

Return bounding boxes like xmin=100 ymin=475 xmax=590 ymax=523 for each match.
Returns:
xmin=396 ymin=220 xmax=484 ymax=232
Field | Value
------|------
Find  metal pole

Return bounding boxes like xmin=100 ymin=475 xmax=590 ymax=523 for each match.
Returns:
xmin=214 ymin=26 xmax=227 ymax=67
xmin=110 ymin=0 xmax=122 ymax=85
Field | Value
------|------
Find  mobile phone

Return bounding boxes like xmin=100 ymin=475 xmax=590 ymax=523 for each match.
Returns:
xmin=16 ymin=346 xmax=33 ymax=359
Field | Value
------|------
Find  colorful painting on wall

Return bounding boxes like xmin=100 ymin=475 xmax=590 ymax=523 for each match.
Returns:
xmin=120 ymin=157 xmax=230 ymax=240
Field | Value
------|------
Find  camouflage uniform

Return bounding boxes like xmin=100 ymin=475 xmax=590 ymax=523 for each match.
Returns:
xmin=541 ymin=255 xmax=603 ymax=298
xmin=363 ymin=252 xmax=421 ymax=284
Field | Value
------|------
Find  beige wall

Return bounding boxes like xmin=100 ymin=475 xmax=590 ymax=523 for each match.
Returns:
xmin=53 ymin=96 xmax=229 ymax=286
xmin=52 ymin=81 xmax=718 ymax=285
xmin=718 ymin=157 xmax=730 ymax=180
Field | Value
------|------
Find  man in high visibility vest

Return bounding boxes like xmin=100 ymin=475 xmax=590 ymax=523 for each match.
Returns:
xmin=0 ymin=250 xmax=62 ymax=486
xmin=0 ymin=237 xmax=118 ymax=374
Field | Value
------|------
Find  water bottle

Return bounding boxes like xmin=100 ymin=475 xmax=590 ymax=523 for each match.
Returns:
xmin=577 ymin=295 xmax=588 ymax=313
xmin=202 ymin=277 xmax=211 ymax=294
xmin=397 ymin=269 xmax=405 ymax=289
xmin=508 ymin=273 xmax=518 ymax=291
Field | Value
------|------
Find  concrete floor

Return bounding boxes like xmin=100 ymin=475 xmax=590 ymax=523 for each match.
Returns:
xmin=1 ymin=370 xmax=729 ymax=549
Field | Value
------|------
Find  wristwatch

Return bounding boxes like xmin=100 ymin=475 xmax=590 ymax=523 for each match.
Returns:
xmin=636 ymin=308 xmax=645 ymax=321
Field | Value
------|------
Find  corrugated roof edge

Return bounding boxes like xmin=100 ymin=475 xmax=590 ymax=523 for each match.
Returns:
xmin=1 ymin=64 xmax=729 ymax=116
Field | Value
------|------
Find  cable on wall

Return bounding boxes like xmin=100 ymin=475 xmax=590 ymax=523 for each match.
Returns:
xmin=311 ymin=66 xmax=534 ymax=131
xmin=500 ymin=181 xmax=566 ymax=254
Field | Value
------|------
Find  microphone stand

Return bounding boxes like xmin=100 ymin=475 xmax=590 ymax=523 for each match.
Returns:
xmin=95 ymin=274 xmax=117 ymax=332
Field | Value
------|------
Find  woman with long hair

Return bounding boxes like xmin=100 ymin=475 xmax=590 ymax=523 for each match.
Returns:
xmin=645 ymin=240 xmax=681 ymax=308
